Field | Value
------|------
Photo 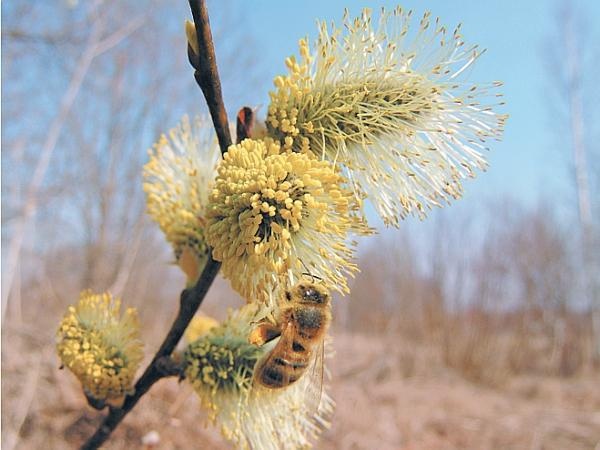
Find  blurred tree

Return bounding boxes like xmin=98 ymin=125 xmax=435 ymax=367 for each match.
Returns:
xmin=1 ymin=0 xmax=260 ymax=328
xmin=545 ymin=0 xmax=600 ymax=358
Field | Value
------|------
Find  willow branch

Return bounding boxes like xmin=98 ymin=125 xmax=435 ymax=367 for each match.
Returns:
xmin=80 ymin=0 xmax=231 ymax=448
xmin=188 ymin=0 xmax=231 ymax=155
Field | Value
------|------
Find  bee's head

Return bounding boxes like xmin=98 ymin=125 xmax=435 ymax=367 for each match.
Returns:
xmin=291 ymin=281 xmax=330 ymax=306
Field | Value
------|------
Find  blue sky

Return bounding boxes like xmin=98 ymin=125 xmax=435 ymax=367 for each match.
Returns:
xmin=237 ymin=0 xmax=599 ymax=222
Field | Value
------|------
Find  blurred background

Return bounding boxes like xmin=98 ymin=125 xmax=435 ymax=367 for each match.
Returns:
xmin=2 ymin=1 xmax=599 ymax=449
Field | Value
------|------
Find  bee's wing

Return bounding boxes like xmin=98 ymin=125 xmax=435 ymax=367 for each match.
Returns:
xmin=302 ymin=339 xmax=325 ymax=418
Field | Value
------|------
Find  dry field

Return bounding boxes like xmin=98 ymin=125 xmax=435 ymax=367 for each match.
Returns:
xmin=3 ymin=323 xmax=599 ymax=450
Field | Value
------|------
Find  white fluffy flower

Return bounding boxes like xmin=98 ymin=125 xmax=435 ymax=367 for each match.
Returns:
xmin=267 ymin=7 xmax=507 ymax=226
xmin=143 ymin=115 xmax=221 ymax=283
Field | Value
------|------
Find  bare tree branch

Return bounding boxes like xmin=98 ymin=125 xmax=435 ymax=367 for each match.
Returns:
xmin=1 ymin=9 xmax=104 ymax=323
xmin=188 ymin=0 xmax=231 ymax=154
xmin=1 ymin=6 xmax=150 ymax=323
xmin=80 ymin=258 xmax=221 ymax=450
xmin=562 ymin=4 xmax=592 ymax=234
xmin=93 ymin=13 xmax=146 ymax=56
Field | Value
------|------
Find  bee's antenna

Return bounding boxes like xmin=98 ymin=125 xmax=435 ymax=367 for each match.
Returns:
xmin=299 ymin=259 xmax=322 ymax=283
xmin=301 ymin=272 xmax=323 ymax=282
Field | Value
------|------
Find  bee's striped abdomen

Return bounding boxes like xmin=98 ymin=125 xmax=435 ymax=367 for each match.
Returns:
xmin=256 ymin=339 xmax=312 ymax=388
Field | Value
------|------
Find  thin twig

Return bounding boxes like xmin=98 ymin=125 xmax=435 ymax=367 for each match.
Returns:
xmin=188 ymin=0 xmax=231 ymax=154
xmin=80 ymin=259 xmax=221 ymax=449
xmin=80 ymin=0 xmax=231 ymax=448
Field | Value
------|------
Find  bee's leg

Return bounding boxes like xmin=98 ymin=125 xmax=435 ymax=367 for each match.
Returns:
xmin=248 ymin=322 xmax=281 ymax=346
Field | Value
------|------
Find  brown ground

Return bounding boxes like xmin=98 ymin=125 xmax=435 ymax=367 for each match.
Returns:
xmin=3 ymin=326 xmax=600 ymax=450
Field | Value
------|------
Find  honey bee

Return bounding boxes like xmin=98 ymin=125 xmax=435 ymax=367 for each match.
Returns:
xmin=250 ymin=281 xmax=331 ymax=391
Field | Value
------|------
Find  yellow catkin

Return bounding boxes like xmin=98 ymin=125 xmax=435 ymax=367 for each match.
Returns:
xmin=56 ymin=291 xmax=143 ymax=402
xmin=206 ymin=138 xmax=371 ymax=303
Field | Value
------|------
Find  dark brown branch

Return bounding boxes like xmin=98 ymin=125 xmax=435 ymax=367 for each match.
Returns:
xmin=80 ymin=0 xmax=231 ymax=448
xmin=188 ymin=0 xmax=231 ymax=155
xmin=80 ymin=258 xmax=221 ymax=450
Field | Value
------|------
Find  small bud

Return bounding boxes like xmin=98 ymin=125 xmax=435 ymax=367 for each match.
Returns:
xmin=185 ymin=19 xmax=199 ymax=56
